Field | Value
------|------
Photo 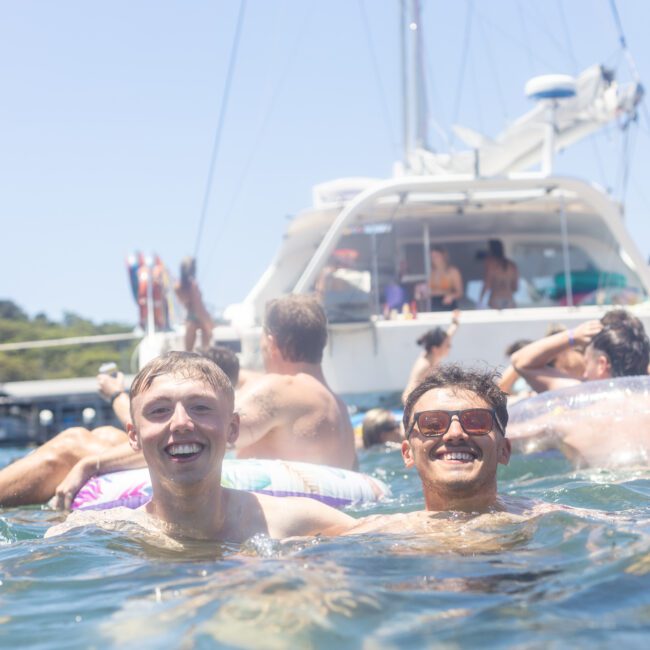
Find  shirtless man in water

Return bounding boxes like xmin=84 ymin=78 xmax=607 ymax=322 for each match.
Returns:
xmin=510 ymin=309 xmax=649 ymax=393
xmin=346 ymin=364 xmax=516 ymax=534
xmin=47 ymin=352 xmax=354 ymax=542
xmin=506 ymin=310 xmax=650 ymax=468
xmin=0 ymin=296 xmax=355 ymax=508
xmin=234 ymin=295 xmax=357 ymax=470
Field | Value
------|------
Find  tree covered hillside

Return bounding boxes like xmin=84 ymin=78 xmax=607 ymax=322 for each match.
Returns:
xmin=0 ymin=300 xmax=137 ymax=382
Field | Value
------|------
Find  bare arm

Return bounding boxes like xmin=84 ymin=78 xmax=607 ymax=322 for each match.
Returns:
xmin=449 ymin=267 xmax=464 ymax=301
xmin=234 ymin=375 xmax=284 ymax=448
xmin=402 ymin=357 xmax=430 ymax=405
xmin=53 ymin=441 xmax=145 ymax=510
xmin=97 ymin=371 xmax=130 ymax=428
xmin=445 ymin=309 xmax=460 ymax=339
xmin=498 ymin=364 xmax=521 ymax=395
xmin=510 ymin=263 xmax=519 ymax=293
xmin=511 ymin=320 xmax=602 ymax=393
xmin=269 ymin=496 xmax=356 ymax=538
xmin=479 ymin=261 xmax=493 ymax=303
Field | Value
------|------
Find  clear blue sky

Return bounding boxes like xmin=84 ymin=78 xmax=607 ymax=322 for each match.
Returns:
xmin=1 ymin=0 xmax=649 ymax=325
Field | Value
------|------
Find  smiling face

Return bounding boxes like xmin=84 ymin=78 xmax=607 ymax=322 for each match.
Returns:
xmin=402 ymin=387 xmax=511 ymax=511
xmin=127 ymin=373 xmax=239 ymax=488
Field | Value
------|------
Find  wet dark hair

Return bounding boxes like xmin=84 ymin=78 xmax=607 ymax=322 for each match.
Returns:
xmin=600 ymin=308 xmax=637 ymax=328
xmin=488 ymin=239 xmax=504 ymax=258
xmin=417 ymin=327 xmax=448 ymax=353
xmin=203 ymin=345 xmax=240 ymax=386
xmin=504 ymin=339 xmax=532 ymax=356
xmin=591 ymin=315 xmax=650 ymax=377
xmin=403 ymin=363 xmax=508 ymax=436
xmin=265 ymin=295 xmax=328 ymax=364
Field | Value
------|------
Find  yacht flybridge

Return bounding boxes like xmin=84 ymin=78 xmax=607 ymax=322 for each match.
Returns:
xmin=139 ymin=5 xmax=649 ymax=403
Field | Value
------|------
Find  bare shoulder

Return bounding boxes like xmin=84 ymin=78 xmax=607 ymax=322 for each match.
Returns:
xmin=45 ymin=507 xmax=154 ymax=539
xmin=254 ymin=493 xmax=355 ymax=538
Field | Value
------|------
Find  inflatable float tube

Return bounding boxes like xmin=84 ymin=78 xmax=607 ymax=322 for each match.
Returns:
xmin=71 ymin=458 xmax=391 ymax=511
xmin=509 ymin=375 xmax=650 ymax=425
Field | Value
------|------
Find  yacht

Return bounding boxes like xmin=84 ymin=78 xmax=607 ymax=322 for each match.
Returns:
xmin=139 ymin=4 xmax=649 ymax=405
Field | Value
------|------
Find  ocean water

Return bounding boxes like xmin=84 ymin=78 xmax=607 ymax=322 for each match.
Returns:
xmin=1 ymin=445 xmax=649 ymax=649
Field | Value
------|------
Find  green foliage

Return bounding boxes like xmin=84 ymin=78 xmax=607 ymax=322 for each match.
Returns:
xmin=0 ymin=300 xmax=138 ymax=381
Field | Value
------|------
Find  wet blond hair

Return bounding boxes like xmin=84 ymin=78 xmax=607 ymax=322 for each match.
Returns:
xmin=129 ymin=351 xmax=234 ymax=421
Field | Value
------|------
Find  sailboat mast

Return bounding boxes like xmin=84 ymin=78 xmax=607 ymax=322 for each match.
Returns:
xmin=401 ymin=0 xmax=428 ymax=166
xmin=412 ymin=0 xmax=428 ymax=150
xmin=400 ymin=0 xmax=410 ymax=164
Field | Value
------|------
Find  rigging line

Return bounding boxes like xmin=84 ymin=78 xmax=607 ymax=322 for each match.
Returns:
xmin=192 ymin=0 xmax=247 ymax=262
xmin=516 ymin=0 xmax=535 ymax=75
xmin=473 ymin=7 xmax=559 ymax=72
xmin=476 ymin=13 xmax=507 ymax=122
xmin=468 ymin=45 xmax=484 ymax=135
xmin=201 ymin=5 xmax=315 ymax=275
xmin=420 ymin=30 xmax=448 ymax=153
xmin=607 ymin=0 xmax=650 ymax=130
xmin=620 ymin=123 xmax=637 ymax=206
xmin=609 ymin=0 xmax=650 ymax=195
xmin=358 ymin=0 xmax=398 ymax=157
xmin=452 ymin=0 xmax=474 ymax=125
xmin=557 ymin=0 xmax=608 ymax=191
xmin=523 ymin=2 xmax=571 ymax=62
xmin=556 ymin=0 xmax=579 ymax=73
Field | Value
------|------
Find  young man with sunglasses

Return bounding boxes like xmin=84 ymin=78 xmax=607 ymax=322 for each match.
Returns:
xmin=346 ymin=365 xmax=513 ymax=534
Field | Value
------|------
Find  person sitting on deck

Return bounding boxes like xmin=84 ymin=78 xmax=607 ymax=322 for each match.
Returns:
xmin=46 ymin=352 xmax=354 ymax=542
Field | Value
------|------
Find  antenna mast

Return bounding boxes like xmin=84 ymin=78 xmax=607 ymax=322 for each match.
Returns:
xmin=401 ymin=0 xmax=428 ymax=167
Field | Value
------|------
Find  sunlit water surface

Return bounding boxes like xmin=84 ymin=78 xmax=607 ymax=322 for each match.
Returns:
xmin=1 ymin=445 xmax=650 ymax=649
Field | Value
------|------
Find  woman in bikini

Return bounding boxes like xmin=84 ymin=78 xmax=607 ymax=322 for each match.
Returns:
xmin=428 ymin=246 xmax=463 ymax=311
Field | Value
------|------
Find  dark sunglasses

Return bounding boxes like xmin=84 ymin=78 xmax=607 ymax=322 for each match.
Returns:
xmin=407 ymin=408 xmax=505 ymax=438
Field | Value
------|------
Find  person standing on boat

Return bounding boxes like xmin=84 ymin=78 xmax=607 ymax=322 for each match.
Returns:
xmin=479 ymin=239 xmax=519 ymax=310
xmin=428 ymin=246 xmax=463 ymax=311
xmin=174 ymin=256 xmax=214 ymax=352
xmin=402 ymin=311 xmax=460 ymax=404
